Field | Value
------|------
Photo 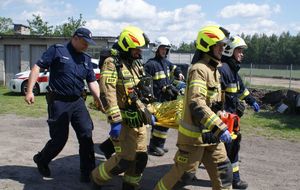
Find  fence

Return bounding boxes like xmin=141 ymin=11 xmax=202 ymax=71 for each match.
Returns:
xmin=169 ymin=53 xmax=300 ymax=89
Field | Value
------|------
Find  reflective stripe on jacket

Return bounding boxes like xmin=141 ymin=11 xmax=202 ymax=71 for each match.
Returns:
xmin=218 ymin=58 xmax=255 ymax=113
xmin=178 ymin=54 xmax=227 ymax=146
xmin=99 ymin=57 xmax=146 ymax=123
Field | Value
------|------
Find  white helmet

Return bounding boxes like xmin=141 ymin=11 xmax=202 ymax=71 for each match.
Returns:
xmin=152 ymin=36 xmax=171 ymax=53
xmin=223 ymin=36 xmax=247 ymax=57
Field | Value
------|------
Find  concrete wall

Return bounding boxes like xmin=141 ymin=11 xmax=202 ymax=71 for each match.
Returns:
xmin=0 ymin=35 xmax=116 ymax=85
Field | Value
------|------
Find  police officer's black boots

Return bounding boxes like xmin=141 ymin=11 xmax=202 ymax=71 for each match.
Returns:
xmin=33 ymin=152 xmax=51 ymax=177
xmin=99 ymin=138 xmax=115 ymax=159
xmin=233 ymin=180 xmax=248 ymax=189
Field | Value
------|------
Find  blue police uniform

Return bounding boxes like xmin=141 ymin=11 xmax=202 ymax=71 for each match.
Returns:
xmin=218 ymin=57 xmax=256 ymax=185
xmin=144 ymin=56 xmax=182 ymax=154
xmin=35 ymin=42 xmax=96 ymax=178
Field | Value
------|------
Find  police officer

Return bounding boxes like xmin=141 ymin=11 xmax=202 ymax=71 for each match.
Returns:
xmin=91 ymin=26 xmax=152 ymax=190
xmin=219 ymin=35 xmax=260 ymax=189
xmin=154 ymin=25 xmax=233 ymax=190
xmin=145 ymin=36 xmax=184 ymax=156
xmin=25 ymin=27 xmax=101 ymax=183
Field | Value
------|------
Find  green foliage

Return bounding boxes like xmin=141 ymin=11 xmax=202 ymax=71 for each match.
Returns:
xmin=243 ymin=32 xmax=300 ymax=66
xmin=174 ymin=41 xmax=196 ymax=53
xmin=53 ymin=14 xmax=86 ymax=37
xmin=0 ymin=17 xmax=14 ymax=34
xmin=25 ymin=14 xmax=86 ymax=37
xmin=27 ymin=14 xmax=53 ymax=36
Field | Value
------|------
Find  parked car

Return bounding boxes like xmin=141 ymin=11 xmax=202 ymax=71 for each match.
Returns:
xmin=9 ymin=58 xmax=100 ymax=95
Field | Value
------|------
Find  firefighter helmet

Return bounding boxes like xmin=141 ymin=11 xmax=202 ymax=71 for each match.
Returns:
xmin=223 ymin=36 xmax=247 ymax=57
xmin=196 ymin=25 xmax=230 ymax=53
xmin=118 ymin=26 xmax=149 ymax=52
xmin=152 ymin=36 xmax=171 ymax=52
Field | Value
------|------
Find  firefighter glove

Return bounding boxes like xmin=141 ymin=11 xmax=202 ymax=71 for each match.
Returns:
xmin=202 ymin=132 xmax=219 ymax=144
xmin=220 ymin=130 xmax=232 ymax=144
xmin=151 ymin=115 xmax=156 ymax=126
xmin=252 ymin=101 xmax=260 ymax=112
xmin=109 ymin=122 xmax=122 ymax=139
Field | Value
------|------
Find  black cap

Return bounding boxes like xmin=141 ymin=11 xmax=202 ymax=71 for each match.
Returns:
xmin=73 ymin=27 xmax=96 ymax=45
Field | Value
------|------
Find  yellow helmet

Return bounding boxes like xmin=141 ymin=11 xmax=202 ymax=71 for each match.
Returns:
xmin=223 ymin=36 xmax=247 ymax=57
xmin=118 ymin=26 xmax=149 ymax=52
xmin=196 ymin=25 xmax=230 ymax=52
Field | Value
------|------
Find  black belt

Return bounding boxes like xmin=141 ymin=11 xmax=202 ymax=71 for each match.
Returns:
xmin=54 ymin=94 xmax=80 ymax=102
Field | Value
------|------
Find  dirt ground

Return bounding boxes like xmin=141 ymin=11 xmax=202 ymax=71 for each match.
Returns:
xmin=0 ymin=114 xmax=300 ymax=190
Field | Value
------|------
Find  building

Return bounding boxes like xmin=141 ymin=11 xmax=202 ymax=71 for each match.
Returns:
xmin=0 ymin=33 xmax=116 ymax=86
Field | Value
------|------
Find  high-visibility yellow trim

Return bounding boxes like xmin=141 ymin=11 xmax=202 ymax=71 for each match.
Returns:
xmin=152 ymin=129 xmax=168 ymax=139
xmin=153 ymin=71 xmax=168 ymax=80
xmin=225 ymin=87 xmax=237 ymax=93
xmin=207 ymin=89 xmax=218 ymax=99
xmin=157 ymin=179 xmax=168 ymax=190
xmin=232 ymin=164 xmax=239 ymax=173
xmin=114 ymin=146 xmax=121 ymax=153
xmin=106 ymin=106 xmax=120 ymax=116
xmin=101 ymin=70 xmax=117 ymax=77
xmin=178 ymin=125 xmax=201 ymax=138
xmin=190 ymin=79 xmax=207 ymax=96
xmin=204 ymin=114 xmax=219 ymax=129
xmin=239 ymin=89 xmax=250 ymax=100
xmin=231 ymin=133 xmax=237 ymax=140
xmin=123 ymin=174 xmax=142 ymax=185
xmin=98 ymin=163 xmax=111 ymax=181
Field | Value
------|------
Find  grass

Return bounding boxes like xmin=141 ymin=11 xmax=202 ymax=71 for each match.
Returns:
xmin=0 ymin=86 xmax=106 ymax=120
xmin=241 ymin=109 xmax=300 ymax=141
xmin=1 ymin=85 xmax=300 ymax=141
xmin=240 ymin=68 xmax=300 ymax=79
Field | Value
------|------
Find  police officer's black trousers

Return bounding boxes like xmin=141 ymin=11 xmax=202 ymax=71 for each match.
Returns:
xmin=39 ymin=98 xmax=95 ymax=175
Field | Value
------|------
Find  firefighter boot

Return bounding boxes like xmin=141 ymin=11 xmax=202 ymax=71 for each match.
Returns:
xmin=122 ymin=182 xmax=141 ymax=190
xmin=233 ymin=180 xmax=248 ymax=189
xmin=148 ymin=145 xmax=165 ymax=156
xmin=99 ymin=138 xmax=115 ymax=159
xmin=33 ymin=152 xmax=51 ymax=177
xmin=91 ymin=180 xmax=103 ymax=190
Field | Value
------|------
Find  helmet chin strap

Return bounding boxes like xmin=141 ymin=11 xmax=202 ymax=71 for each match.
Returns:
xmin=207 ymin=50 xmax=221 ymax=61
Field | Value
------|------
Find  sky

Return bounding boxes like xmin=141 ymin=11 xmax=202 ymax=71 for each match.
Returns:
xmin=1 ymin=0 xmax=299 ymax=46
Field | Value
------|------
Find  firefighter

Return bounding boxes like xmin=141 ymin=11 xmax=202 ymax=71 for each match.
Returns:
xmin=144 ymin=36 xmax=185 ymax=156
xmin=91 ymin=26 xmax=153 ymax=190
xmin=218 ymin=35 xmax=260 ymax=189
xmin=154 ymin=25 xmax=233 ymax=190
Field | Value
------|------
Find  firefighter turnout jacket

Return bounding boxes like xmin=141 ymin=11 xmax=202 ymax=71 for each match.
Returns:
xmin=218 ymin=57 xmax=256 ymax=115
xmin=178 ymin=54 xmax=227 ymax=145
xmin=99 ymin=57 xmax=150 ymax=126
xmin=144 ymin=56 xmax=182 ymax=102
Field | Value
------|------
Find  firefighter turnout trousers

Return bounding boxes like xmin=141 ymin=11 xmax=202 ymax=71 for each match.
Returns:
xmin=155 ymin=142 xmax=232 ymax=190
xmin=91 ymin=124 xmax=148 ymax=187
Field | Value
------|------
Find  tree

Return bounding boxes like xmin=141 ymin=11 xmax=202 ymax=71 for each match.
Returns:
xmin=27 ymin=14 xmax=53 ymax=36
xmin=0 ymin=17 xmax=14 ymax=34
xmin=53 ymin=14 xmax=86 ymax=36
xmin=174 ymin=41 xmax=196 ymax=53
